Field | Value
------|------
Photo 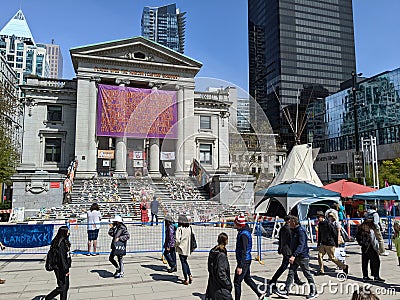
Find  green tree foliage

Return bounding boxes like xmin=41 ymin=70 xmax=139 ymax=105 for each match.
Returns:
xmin=0 ymin=127 xmax=19 ymax=185
xmin=379 ymin=158 xmax=400 ymax=187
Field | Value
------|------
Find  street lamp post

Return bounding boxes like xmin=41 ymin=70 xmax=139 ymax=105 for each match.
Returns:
xmin=352 ymin=71 xmax=362 ymax=184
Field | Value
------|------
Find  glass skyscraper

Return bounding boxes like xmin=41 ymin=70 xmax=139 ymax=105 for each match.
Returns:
xmin=248 ymin=0 xmax=356 ymax=147
xmin=141 ymin=4 xmax=186 ymax=54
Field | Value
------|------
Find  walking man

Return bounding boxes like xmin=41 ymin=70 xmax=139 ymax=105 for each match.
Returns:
xmin=150 ymin=197 xmax=159 ymax=226
xmin=315 ymin=211 xmax=349 ymax=276
xmin=268 ymin=215 xmax=303 ymax=295
xmin=233 ymin=214 xmax=266 ymax=300
xmin=275 ymin=216 xmax=318 ymax=299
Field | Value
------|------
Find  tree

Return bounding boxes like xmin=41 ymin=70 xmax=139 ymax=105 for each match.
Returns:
xmin=0 ymin=126 xmax=19 ymax=185
xmin=379 ymin=158 xmax=400 ymax=187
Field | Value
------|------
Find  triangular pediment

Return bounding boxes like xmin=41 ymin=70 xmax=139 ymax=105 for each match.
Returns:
xmin=70 ymin=36 xmax=202 ymax=72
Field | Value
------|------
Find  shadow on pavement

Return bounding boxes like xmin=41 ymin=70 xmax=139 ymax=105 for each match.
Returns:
xmin=141 ymin=264 xmax=167 ymax=272
xmin=149 ymin=273 xmax=180 ymax=283
xmin=90 ymin=269 xmax=114 ymax=278
xmin=192 ymin=292 xmax=205 ymax=299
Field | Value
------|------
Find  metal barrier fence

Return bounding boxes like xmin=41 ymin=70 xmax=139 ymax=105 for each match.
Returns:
xmin=0 ymin=217 xmax=398 ymax=256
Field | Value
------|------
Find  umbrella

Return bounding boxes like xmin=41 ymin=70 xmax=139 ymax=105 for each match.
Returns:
xmin=324 ymin=179 xmax=376 ymax=198
xmin=353 ymin=185 xmax=400 ymax=200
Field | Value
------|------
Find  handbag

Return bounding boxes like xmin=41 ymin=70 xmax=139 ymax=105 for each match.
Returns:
xmin=112 ymin=240 xmax=126 ymax=256
xmin=190 ymin=226 xmax=197 ymax=252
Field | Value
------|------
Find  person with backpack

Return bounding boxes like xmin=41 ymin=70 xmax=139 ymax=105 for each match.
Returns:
xmin=175 ymin=215 xmax=193 ymax=285
xmin=268 ymin=215 xmax=303 ymax=295
xmin=366 ymin=204 xmax=387 ymax=255
xmin=108 ymin=215 xmax=130 ymax=279
xmin=42 ymin=226 xmax=71 ymax=300
xmin=315 ymin=211 xmax=349 ymax=276
xmin=356 ymin=219 xmax=385 ymax=282
xmin=205 ymin=232 xmax=233 ymax=300
xmin=164 ymin=215 xmax=177 ymax=273
xmin=233 ymin=213 xmax=266 ymax=300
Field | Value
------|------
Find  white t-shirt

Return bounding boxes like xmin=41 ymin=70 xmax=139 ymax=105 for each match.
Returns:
xmin=87 ymin=210 xmax=102 ymax=230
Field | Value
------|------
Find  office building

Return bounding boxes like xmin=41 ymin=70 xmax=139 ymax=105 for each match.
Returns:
xmin=45 ymin=42 xmax=63 ymax=78
xmin=0 ymin=10 xmax=50 ymax=83
xmin=248 ymin=0 xmax=356 ymax=147
xmin=141 ymin=4 xmax=186 ymax=53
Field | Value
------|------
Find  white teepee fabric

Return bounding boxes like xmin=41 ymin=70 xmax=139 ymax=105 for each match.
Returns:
xmin=270 ymin=144 xmax=322 ymax=187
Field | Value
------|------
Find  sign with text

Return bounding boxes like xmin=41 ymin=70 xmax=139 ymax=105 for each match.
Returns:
xmin=50 ymin=182 xmax=60 ymax=188
xmin=98 ymin=150 xmax=115 ymax=159
xmin=0 ymin=224 xmax=54 ymax=248
xmin=97 ymin=85 xmax=177 ymax=138
xmin=160 ymin=152 xmax=175 ymax=161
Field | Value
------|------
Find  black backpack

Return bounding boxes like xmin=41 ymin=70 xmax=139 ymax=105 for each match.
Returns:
xmin=45 ymin=245 xmax=59 ymax=271
xmin=356 ymin=225 xmax=371 ymax=247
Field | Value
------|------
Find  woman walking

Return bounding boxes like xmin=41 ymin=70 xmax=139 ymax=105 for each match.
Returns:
xmin=87 ymin=203 xmax=101 ymax=255
xmin=357 ymin=219 xmax=384 ymax=282
xmin=206 ymin=232 xmax=233 ymax=300
xmin=175 ymin=215 xmax=193 ymax=285
xmin=164 ymin=215 xmax=177 ymax=273
xmin=43 ymin=226 xmax=71 ymax=300
xmin=108 ymin=215 xmax=130 ymax=278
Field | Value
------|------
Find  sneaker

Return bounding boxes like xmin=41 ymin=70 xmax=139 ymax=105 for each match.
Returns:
xmin=86 ymin=252 xmax=91 ymax=256
xmin=343 ymin=265 xmax=349 ymax=275
xmin=113 ymin=269 xmax=120 ymax=277
xmin=374 ymin=277 xmax=385 ymax=283
xmin=91 ymin=252 xmax=99 ymax=256
xmin=315 ymin=270 xmax=325 ymax=276
xmin=362 ymin=277 xmax=372 ymax=282
xmin=167 ymin=266 xmax=177 ymax=273
xmin=274 ymin=288 xmax=289 ymax=299
xmin=114 ymin=272 xmax=124 ymax=279
xmin=306 ymin=291 xmax=319 ymax=299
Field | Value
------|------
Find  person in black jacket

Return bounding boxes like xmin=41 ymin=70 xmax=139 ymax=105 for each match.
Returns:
xmin=108 ymin=215 xmax=130 ymax=278
xmin=206 ymin=233 xmax=233 ymax=300
xmin=316 ymin=211 xmax=348 ymax=276
xmin=268 ymin=216 xmax=303 ymax=295
xmin=43 ymin=226 xmax=72 ymax=300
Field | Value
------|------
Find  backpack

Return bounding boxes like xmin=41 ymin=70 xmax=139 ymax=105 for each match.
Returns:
xmin=190 ymin=226 xmax=197 ymax=252
xmin=356 ymin=226 xmax=371 ymax=247
xmin=45 ymin=245 xmax=59 ymax=272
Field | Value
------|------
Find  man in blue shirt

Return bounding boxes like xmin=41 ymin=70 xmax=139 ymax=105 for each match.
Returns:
xmin=275 ymin=216 xmax=317 ymax=299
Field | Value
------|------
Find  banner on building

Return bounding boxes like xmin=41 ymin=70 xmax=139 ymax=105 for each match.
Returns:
xmin=98 ymin=150 xmax=115 ymax=159
xmin=0 ymin=224 xmax=54 ymax=248
xmin=160 ymin=152 xmax=175 ymax=161
xmin=97 ymin=84 xmax=178 ymax=138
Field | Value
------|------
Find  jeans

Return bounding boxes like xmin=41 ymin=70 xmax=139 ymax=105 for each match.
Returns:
xmin=234 ymin=261 xmax=261 ymax=300
xmin=362 ymin=245 xmax=380 ymax=277
xmin=164 ymin=247 xmax=177 ymax=268
xmin=285 ymin=256 xmax=315 ymax=292
xmin=269 ymin=255 xmax=300 ymax=285
xmin=151 ymin=213 xmax=158 ymax=225
xmin=109 ymin=250 xmax=124 ymax=273
xmin=179 ymin=254 xmax=191 ymax=281
xmin=45 ymin=270 xmax=69 ymax=300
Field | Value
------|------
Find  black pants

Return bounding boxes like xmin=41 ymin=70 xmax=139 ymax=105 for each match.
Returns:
xmin=285 ymin=256 xmax=315 ymax=292
xmin=233 ymin=261 xmax=261 ymax=300
xmin=269 ymin=255 xmax=300 ymax=285
xmin=151 ymin=213 xmax=158 ymax=225
xmin=164 ymin=247 xmax=177 ymax=268
xmin=45 ymin=270 xmax=69 ymax=300
xmin=362 ymin=246 xmax=380 ymax=278
xmin=109 ymin=250 xmax=124 ymax=273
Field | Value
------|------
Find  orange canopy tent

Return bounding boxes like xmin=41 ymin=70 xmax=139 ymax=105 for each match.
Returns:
xmin=324 ymin=179 xmax=376 ymax=198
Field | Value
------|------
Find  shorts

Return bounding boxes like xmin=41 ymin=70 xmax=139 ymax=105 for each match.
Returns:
xmin=88 ymin=229 xmax=99 ymax=241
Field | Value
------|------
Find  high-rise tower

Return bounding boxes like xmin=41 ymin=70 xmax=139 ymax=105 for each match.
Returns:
xmin=141 ymin=4 xmax=186 ymax=53
xmin=248 ymin=0 xmax=356 ymax=147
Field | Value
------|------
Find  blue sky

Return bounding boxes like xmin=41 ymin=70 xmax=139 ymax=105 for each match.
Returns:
xmin=0 ymin=0 xmax=400 ymax=93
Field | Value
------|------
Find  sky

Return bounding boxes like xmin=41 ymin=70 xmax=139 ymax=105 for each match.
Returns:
xmin=0 ymin=0 xmax=400 ymax=94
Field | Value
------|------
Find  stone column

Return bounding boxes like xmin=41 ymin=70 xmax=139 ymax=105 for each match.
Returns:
xmin=113 ymin=78 xmax=130 ymax=177
xmin=175 ymin=85 xmax=185 ymax=175
xmin=149 ymin=138 xmax=161 ymax=177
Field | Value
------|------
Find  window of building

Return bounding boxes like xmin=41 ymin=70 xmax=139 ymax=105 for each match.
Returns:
xmin=200 ymin=115 xmax=211 ymax=129
xmin=45 ymin=138 xmax=61 ymax=162
xmin=47 ymin=105 xmax=62 ymax=122
xmin=199 ymin=144 xmax=212 ymax=165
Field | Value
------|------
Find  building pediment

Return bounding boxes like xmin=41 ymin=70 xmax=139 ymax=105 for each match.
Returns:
xmin=70 ymin=36 xmax=202 ymax=73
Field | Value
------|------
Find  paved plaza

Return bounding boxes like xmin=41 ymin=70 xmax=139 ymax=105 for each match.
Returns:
xmin=1 ymin=241 xmax=400 ymax=300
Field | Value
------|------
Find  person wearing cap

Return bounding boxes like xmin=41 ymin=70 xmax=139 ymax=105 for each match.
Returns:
xmin=268 ymin=215 xmax=303 ymax=295
xmin=233 ymin=213 xmax=265 ymax=300
xmin=315 ymin=211 xmax=349 ymax=276
xmin=275 ymin=216 xmax=317 ymax=299
xmin=108 ymin=215 xmax=130 ymax=278
xmin=175 ymin=215 xmax=193 ymax=285
xmin=164 ymin=215 xmax=177 ymax=273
